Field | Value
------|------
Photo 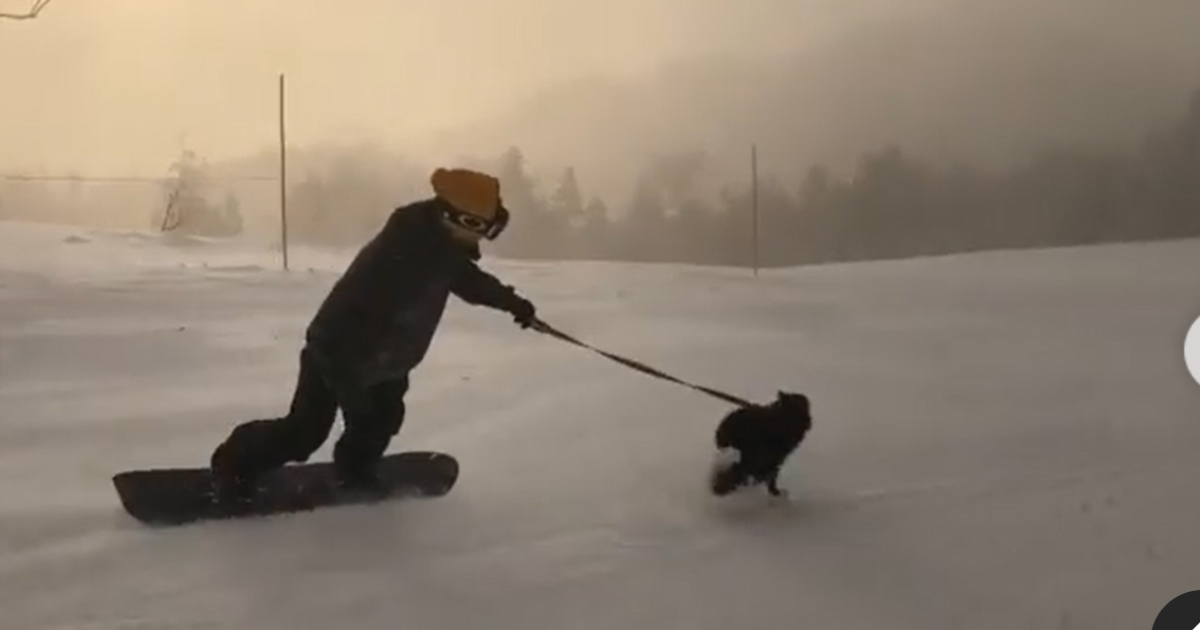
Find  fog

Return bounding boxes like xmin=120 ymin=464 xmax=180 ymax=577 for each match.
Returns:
xmin=2 ymin=0 xmax=1200 ymax=265
xmin=0 ymin=0 xmax=904 ymax=175
xmin=431 ymin=0 xmax=1200 ymax=200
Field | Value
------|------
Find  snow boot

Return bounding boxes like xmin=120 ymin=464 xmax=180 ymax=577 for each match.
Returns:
xmin=209 ymin=441 xmax=260 ymax=505
xmin=333 ymin=458 xmax=388 ymax=500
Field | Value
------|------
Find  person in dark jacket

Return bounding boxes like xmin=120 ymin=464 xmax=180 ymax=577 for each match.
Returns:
xmin=209 ymin=167 xmax=538 ymax=503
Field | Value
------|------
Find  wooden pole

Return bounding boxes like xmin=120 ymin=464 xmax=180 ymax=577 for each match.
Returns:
xmin=278 ymin=73 xmax=289 ymax=271
xmin=751 ymin=144 xmax=759 ymax=277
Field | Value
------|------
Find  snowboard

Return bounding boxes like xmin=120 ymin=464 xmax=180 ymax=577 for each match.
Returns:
xmin=112 ymin=451 xmax=459 ymax=526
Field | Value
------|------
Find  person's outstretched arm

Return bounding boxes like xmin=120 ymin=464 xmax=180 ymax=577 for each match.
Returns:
xmin=451 ymin=261 xmax=537 ymax=327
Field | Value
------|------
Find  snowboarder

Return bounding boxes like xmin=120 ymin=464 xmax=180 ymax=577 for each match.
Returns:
xmin=209 ymin=167 xmax=538 ymax=503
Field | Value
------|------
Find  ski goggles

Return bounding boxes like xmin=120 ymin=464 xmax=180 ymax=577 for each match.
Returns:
xmin=443 ymin=203 xmax=510 ymax=240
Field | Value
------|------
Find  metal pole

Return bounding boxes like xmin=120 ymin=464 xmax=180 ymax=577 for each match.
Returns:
xmin=278 ymin=73 xmax=289 ymax=271
xmin=751 ymin=144 xmax=759 ymax=277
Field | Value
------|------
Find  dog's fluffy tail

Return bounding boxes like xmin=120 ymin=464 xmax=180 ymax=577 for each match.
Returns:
xmin=708 ymin=447 xmax=743 ymax=496
xmin=711 ymin=447 xmax=741 ymax=470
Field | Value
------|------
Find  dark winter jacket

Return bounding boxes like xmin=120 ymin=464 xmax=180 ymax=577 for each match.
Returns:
xmin=304 ymin=198 xmax=525 ymax=388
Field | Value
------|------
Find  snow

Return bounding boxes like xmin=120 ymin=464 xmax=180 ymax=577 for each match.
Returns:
xmin=2 ymin=220 xmax=1200 ymax=629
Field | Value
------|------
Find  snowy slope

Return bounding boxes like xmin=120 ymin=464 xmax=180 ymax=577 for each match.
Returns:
xmin=2 ymin=221 xmax=1200 ymax=629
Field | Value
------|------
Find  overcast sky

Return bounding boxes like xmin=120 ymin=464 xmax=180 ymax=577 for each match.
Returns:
xmin=0 ymin=0 xmax=928 ymax=176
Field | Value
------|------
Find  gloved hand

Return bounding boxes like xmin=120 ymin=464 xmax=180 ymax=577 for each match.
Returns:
xmin=509 ymin=295 xmax=537 ymax=329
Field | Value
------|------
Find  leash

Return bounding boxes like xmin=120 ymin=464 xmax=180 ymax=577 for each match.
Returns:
xmin=528 ymin=318 xmax=753 ymax=408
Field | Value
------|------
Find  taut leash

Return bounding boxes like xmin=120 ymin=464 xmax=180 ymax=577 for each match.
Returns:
xmin=528 ymin=318 xmax=752 ymax=408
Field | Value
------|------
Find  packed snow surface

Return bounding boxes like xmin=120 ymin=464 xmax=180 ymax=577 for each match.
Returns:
xmin=2 ymin=220 xmax=1200 ymax=629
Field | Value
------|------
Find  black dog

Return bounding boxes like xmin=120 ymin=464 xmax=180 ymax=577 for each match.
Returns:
xmin=709 ymin=391 xmax=812 ymax=497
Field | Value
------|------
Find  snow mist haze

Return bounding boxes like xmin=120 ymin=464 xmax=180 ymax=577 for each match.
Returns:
xmin=2 ymin=221 xmax=1199 ymax=629
xmin=4 ymin=0 xmax=1200 ymax=264
xmin=2 ymin=2 xmax=1200 ymax=627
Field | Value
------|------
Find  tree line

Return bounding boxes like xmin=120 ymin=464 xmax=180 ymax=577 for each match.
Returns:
xmin=283 ymin=86 xmax=1199 ymax=268
xmin=8 ymin=85 xmax=1191 ymax=269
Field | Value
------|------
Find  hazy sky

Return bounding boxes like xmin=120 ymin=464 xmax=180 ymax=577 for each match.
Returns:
xmin=0 ymin=0 xmax=917 ymax=177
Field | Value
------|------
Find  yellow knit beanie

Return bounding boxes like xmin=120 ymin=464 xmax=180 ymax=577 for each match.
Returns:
xmin=430 ymin=168 xmax=501 ymax=219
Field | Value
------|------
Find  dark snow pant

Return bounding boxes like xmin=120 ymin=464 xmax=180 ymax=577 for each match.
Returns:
xmin=212 ymin=345 xmax=409 ymax=481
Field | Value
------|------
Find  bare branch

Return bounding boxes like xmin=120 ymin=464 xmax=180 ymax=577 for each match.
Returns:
xmin=0 ymin=0 xmax=55 ymax=21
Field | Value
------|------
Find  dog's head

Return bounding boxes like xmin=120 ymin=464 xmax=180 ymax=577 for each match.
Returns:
xmin=772 ymin=390 xmax=812 ymax=432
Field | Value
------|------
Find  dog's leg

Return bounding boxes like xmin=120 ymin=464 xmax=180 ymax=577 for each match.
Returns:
xmin=765 ymin=466 xmax=787 ymax=497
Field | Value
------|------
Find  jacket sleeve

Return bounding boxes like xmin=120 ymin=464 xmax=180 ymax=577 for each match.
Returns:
xmin=451 ymin=260 xmax=519 ymax=311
